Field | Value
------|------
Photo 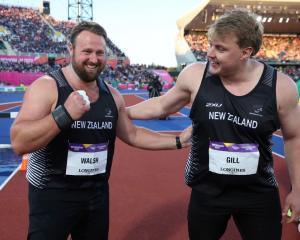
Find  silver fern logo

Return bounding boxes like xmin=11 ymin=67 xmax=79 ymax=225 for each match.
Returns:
xmin=105 ymin=108 xmax=113 ymax=118
xmin=249 ymin=105 xmax=263 ymax=117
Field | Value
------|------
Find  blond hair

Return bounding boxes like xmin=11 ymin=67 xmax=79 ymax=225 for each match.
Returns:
xmin=208 ymin=9 xmax=264 ymax=56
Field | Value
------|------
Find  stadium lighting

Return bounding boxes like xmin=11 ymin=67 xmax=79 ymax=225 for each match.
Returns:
xmin=257 ymin=16 xmax=262 ymax=22
xmin=68 ymin=0 xmax=93 ymax=22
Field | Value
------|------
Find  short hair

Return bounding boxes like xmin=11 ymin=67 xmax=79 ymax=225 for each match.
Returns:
xmin=69 ymin=21 xmax=107 ymax=45
xmin=207 ymin=9 xmax=264 ymax=56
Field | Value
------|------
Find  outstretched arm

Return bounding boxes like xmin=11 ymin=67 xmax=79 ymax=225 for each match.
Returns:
xmin=277 ymin=72 xmax=300 ymax=223
xmin=110 ymin=87 xmax=191 ymax=150
xmin=126 ymin=63 xmax=206 ymax=120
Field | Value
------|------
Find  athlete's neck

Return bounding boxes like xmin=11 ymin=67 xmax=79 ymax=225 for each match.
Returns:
xmin=220 ymin=59 xmax=259 ymax=84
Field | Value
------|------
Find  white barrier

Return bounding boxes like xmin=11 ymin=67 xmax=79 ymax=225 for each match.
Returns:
xmin=0 ymin=112 xmax=18 ymax=118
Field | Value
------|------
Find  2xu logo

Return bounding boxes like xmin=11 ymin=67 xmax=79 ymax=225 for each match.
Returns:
xmin=206 ymin=103 xmax=222 ymax=108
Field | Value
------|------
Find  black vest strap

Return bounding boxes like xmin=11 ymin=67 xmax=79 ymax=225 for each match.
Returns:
xmin=261 ymin=64 xmax=275 ymax=87
xmin=48 ymin=69 xmax=68 ymax=88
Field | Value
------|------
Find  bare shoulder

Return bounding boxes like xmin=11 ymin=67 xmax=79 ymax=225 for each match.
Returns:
xmin=175 ymin=62 xmax=207 ymax=100
xmin=276 ymin=71 xmax=299 ymax=112
xmin=177 ymin=62 xmax=206 ymax=88
xmin=26 ymin=75 xmax=57 ymax=96
xmin=276 ymin=71 xmax=300 ymax=139
xmin=186 ymin=61 xmax=207 ymax=73
xmin=178 ymin=62 xmax=206 ymax=80
xmin=18 ymin=75 xmax=58 ymax=120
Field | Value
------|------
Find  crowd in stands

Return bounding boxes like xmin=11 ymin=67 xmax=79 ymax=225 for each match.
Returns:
xmin=0 ymin=1 xmax=164 ymax=89
xmin=101 ymin=64 xmax=164 ymax=87
xmin=256 ymin=36 xmax=300 ymax=62
xmin=185 ymin=32 xmax=300 ymax=63
xmin=45 ymin=15 xmax=127 ymax=58
xmin=44 ymin=15 xmax=127 ymax=59
xmin=277 ymin=65 xmax=300 ymax=82
xmin=43 ymin=15 xmax=75 ymax=37
xmin=0 ymin=60 xmax=53 ymax=73
xmin=0 ymin=59 xmax=166 ymax=88
xmin=0 ymin=5 xmax=66 ymax=54
xmin=0 ymin=59 xmax=298 ymax=87
xmin=0 ymin=4 xmax=298 ymax=90
xmin=185 ymin=32 xmax=209 ymax=62
xmin=0 ymin=4 xmax=127 ymax=58
xmin=184 ymin=31 xmax=300 ymax=83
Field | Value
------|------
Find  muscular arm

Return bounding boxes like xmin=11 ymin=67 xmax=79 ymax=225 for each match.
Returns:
xmin=10 ymin=77 xmax=60 ymax=155
xmin=110 ymin=87 xmax=191 ymax=150
xmin=126 ymin=63 xmax=206 ymax=120
xmin=277 ymin=72 xmax=300 ymax=222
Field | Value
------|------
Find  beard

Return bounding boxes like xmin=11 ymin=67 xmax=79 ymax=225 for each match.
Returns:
xmin=71 ymin=58 xmax=104 ymax=83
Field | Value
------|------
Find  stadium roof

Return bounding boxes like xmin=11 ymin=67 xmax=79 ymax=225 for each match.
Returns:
xmin=177 ymin=0 xmax=300 ymax=34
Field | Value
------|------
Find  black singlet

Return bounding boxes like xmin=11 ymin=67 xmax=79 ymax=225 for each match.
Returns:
xmin=185 ymin=62 xmax=280 ymax=195
xmin=26 ymin=69 xmax=118 ymax=189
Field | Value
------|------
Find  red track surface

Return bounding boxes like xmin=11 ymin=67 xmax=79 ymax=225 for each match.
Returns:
xmin=0 ymin=102 xmax=22 ymax=111
xmin=0 ymin=94 xmax=299 ymax=240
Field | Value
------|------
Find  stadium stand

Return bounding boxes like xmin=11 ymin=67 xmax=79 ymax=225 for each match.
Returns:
xmin=174 ymin=0 xmax=300 ymax=93
xmin=0 ymin=1 xmax=298 ymax=91
xmin=0 ymin=4 xmax=172 ymax=89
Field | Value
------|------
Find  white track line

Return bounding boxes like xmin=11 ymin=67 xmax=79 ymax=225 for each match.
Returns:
xmin=0 ymin=164 xmax=21 ymax=191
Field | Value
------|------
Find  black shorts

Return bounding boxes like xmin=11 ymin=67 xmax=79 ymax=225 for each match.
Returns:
xmin=27 ymin=182 xmax=109 ymax=240
xmin=188 ymin=188 xmax=282 ymax=240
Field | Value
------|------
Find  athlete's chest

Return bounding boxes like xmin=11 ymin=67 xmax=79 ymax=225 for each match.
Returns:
xmin=194 ymin=82 xmax=277 ymax=134
xmin=72 ymin=99 xmax=117 ymax=131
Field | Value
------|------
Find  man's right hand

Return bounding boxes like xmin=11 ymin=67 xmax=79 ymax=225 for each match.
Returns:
xmin=64 ymin=91 xmax=90 ymax=120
